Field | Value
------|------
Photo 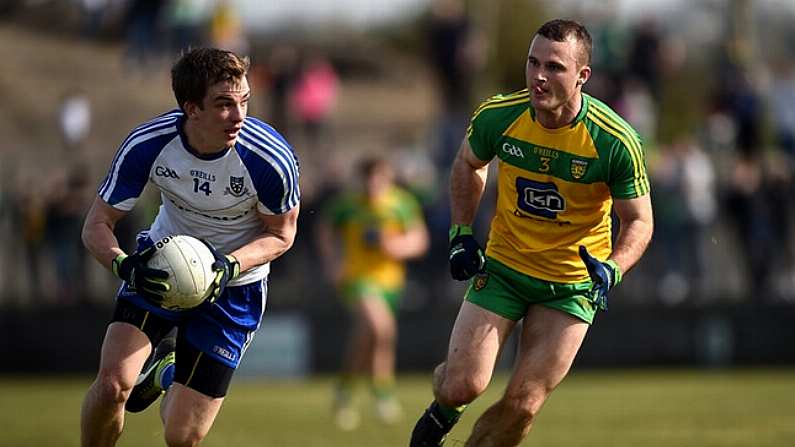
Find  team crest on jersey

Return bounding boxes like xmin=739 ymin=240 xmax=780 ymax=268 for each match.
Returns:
xmin=570 ymin=159 xmax=588 ymax=179
xmin=473 ymin=272 xmax=489 ymax=291
xmin=225 ymin=176 xmax=248 ymax=197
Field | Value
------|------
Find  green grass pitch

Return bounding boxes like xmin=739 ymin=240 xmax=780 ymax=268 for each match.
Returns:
xmin=2 ymin=369 xmax=794 ymax=446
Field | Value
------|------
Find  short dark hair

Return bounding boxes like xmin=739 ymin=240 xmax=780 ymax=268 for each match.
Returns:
xmin=357 ymin=156 xmax=391 ymax=179
xmin=536 ymin=19 xmax=592 ymax=65
xmin=171 ymin=48 xmax=250 ymax=110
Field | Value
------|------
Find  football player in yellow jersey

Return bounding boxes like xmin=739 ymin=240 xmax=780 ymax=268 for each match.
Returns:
xmin=410 ymin=19 xmax=653 ymax=446
xmin=317 ymin=156 xmax=429 ymax=430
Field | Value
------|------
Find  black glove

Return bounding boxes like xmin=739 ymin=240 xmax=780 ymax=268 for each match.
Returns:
xmin=578 ymin=245 xmax=622 ymax=311
xmin=112 ymin=247 xmax=170 ymax=303
xmin=448 ymin=224 xmax=486 ymax=281
xmin=201 ymin=240 xmax=241 ymax=303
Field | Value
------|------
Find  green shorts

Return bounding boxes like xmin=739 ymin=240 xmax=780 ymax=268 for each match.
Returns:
xmin=465 ymin=258 xmax=598 ymax=324
xmin=340 ymin=280 xmax=401 ymax=314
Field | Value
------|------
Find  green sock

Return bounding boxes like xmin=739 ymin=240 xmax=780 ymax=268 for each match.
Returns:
xmin=435 ymin=401 xmax=467 ymax=424
xmin=335 ymin=375 xmax=356 ymax=406
xmin=372 ymin=377 xmax=396 ymax=400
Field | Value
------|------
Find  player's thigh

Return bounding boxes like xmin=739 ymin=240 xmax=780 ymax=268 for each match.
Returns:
xmin=353 ymin=293 xmax=397 ymax=337
xmin=442 ymin=301 xmax=516 ymax=390
xmin=96 ymin=322 xmax=153 ymax=387
xmin=507 ymin=305 xmax=589 ymax=397
xmin=101 ymin=299 xmax=177 ymax=383
xmin=162 ymin=383 xmax=224 ymax=442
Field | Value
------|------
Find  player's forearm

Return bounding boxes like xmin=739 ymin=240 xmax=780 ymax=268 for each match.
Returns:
xmin=449 ymin=150 xmax=488 ymax=226
xmin=81 ymin=198 xmax=126 ymax=270
xmin=82 ymin=220 xmax=124 ymax=270
xmin=610 ymin=215 xmax=653 ymax=276
xmin=231 ymin=231 xmax=296 ymax=272
xmin=382 ymin=226 xmax=429 ymax=260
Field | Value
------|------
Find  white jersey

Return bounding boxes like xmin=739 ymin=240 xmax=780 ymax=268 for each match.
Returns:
xmin=98 ymin=110 xmax=300 ymax=286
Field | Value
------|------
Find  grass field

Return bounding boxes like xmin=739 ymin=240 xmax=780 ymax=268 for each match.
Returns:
xmin=3 ymin=369 xmax=794 ymax=446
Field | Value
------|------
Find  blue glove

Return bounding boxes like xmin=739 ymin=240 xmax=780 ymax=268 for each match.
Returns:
xmin=449 ymin=224 xmax=486 ymax=281
xmin=201 ymin=240 xmax=241 ymax=303
xmin=112 ymin=247 xmax=170 ymax=303
xmin=578 ymin=245 xmax=622 ymax=311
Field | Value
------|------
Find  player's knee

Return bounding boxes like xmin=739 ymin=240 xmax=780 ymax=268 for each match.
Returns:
xmin=94 ymin=369 xmax=134 ymax=405
xmin=164 ymin=425 xmax=206 ymax=447
xmin=438 ymin=374 xmax=488 ymax=406
xmin=500 ymin=388 xmax=548 ymax=427
xmin=373 ymin=322 xmax=396 ymax=346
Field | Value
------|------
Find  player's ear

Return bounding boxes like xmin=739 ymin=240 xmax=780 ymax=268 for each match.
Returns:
xmin=183 ymin=101 xmax=199 ymax=119
xmin=577 ymin=65 xmax=591 ymax=87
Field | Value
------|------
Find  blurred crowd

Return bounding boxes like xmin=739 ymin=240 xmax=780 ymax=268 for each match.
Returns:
xmin=2 ymin=0 xmax=795 ymax=310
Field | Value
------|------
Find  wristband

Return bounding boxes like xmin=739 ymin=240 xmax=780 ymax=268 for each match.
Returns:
xmin=449 ymin=224 xmax=473 ymax=241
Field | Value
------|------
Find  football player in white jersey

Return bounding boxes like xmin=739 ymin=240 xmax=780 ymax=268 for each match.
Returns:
xmin=80 ymin=48 xmax=300 ymax=447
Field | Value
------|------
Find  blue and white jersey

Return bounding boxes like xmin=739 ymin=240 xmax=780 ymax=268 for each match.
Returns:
xmin=99 ymin=110 xmax=300 ymax=286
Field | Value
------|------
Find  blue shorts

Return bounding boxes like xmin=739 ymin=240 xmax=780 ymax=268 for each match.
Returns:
xmin=116 ymin=233 xmax=268 ymax=368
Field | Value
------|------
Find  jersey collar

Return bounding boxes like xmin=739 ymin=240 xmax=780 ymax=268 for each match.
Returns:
xmin=177 ymin=112 xmax=232 ymax=161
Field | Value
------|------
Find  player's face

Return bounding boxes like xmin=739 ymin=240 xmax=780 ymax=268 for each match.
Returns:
xmin=365 ymin=165 xmax=394 ymax=199
xmin=525 ymin=35 xmax=589 ymax=119
xmin=191 ymin=77 xmax=250 ymax=152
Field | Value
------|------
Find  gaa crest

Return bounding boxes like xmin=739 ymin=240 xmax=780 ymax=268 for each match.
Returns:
xmin=473 ymin=273 xmax=489 ymax=291
xmin=570 ymin=159 xmax=588 ymax=179
xmin=225 ymin=176 xmax=249 ymax=197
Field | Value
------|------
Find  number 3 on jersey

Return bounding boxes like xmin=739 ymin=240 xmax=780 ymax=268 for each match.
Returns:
xmin=193 ymin=178 xmax=212 ymax=196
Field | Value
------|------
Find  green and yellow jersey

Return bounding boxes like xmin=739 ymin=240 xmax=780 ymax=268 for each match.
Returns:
xmin=467 ymin=89 xmax=650 ymax=283
xmin=325 ymin=186 xmax=424 ymax=290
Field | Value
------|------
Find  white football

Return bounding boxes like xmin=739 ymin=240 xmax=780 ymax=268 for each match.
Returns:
xmin=147 ymin=235 xmax=217 ymax=310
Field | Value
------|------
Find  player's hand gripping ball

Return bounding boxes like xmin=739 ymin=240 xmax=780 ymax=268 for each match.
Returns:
xmin=144 ymin=235 xmax=219 ymax=310
xmin=200 ymin=239 xmax=241 ymax=303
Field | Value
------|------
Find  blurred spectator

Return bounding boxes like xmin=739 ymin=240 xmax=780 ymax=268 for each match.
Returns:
xmin=123 ymin=0 xmax=165 ymax=73
xmin=164 ymin=0 xmax=212 ymax=55
xmin=725 ymin=152 xmax=774 ymax=299
xmin=627 ymin=16 xmax=664 ymax=103
xmin=78 ymin=0 xmax=108 ymax=39
xmin=586 ymin=1 xmax=629 ymax=106
xmin=713 ymin=55 xmax=775 ymax=299
xmin=652 ymin=137 xmax=717 ymax=304
xmin=426 ymin=0 xmax=483 ymax=115
xmin=615 ymin=76 xmax=657 ymax=143
xmin=766 ymin=63 xmax=795 ymax=298
xmin=261 ymin=43 xmax=300 ymax=137
xmin=45 ymin=165 xmax=91 ymax=304
xmin=12 ymin=178 xmax=48 ymax=301
xmin=290 ymin=52 xmax=339 ymax=151
xmin=769 ymin=63 xmax=795 ymax=158
xmin=425 ymin=0 xmax=486 ymax=170
xmin=209 ymin=0 xmax=248 ymax=54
